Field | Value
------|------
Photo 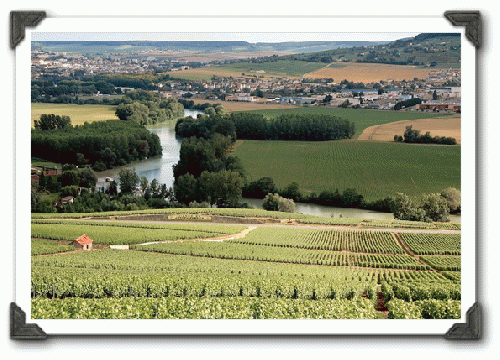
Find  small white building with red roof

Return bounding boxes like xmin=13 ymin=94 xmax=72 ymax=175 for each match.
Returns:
xmin=73 ymin=234 xmax=93 ymax=251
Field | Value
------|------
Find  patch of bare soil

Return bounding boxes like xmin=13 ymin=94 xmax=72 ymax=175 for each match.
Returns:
xmin=358 ymin=117 xmax=461 ymax=144
xmin=375 ymin=291 xmax=389 ymax=317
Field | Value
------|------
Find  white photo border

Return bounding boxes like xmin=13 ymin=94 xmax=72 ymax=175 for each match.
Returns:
xmin=15 ymin=15 xmax=475 ymax=336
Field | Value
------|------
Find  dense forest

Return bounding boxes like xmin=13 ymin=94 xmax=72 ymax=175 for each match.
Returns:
xmin=31 ymin=120 xmax=162 ymax=170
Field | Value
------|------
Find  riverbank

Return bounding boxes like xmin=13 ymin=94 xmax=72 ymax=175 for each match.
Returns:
xmin=242 ymin=197 xmax=461 ymax=223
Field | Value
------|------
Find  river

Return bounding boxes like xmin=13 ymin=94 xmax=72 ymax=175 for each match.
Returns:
xmin=96 ymin=108 xmax=460 ymax=223
xmin=95 ymin=109 xmax=202 ymax=189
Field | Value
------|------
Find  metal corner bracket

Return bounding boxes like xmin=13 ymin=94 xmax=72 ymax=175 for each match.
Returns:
xmin=10 ymin=10 xmax=47 ymax=49
xmin=445 ymin=302 xmax=481 ymax=340
xmin=10 ymin=302 xmax=47 ymax=340
xmin=444 ymin=10 xmax=481 ymax=48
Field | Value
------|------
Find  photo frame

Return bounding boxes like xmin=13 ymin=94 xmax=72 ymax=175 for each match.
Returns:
xmin=10 ymin=11 xmax=481 ymax=339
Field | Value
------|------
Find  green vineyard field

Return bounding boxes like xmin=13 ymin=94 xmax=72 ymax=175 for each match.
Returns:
xmin=30 ymin=218 xmax=461 ymax=320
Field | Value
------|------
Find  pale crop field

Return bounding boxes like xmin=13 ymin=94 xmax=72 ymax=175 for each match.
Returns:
xmin=304 ymin=63 xmax=433 ymax=83
xmin=31 ymin=103 xmax=118 ymax=128
xmin=357 ymin=117 xmax=461 ymax=144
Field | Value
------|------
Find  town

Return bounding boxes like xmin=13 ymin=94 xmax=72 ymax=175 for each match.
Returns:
xmin=31 ymin=47 xmax=461 ymax=113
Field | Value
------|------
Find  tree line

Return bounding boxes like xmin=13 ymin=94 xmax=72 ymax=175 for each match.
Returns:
xmin=241 ymin=175 xmax=460 ymax=220
xmin=394 ymin=125 xmax=457 ymax=145
xmin=176 ymin=112 xmax=356 ymax=141
xmin=391 ymin=187 xmax=461 ymax=222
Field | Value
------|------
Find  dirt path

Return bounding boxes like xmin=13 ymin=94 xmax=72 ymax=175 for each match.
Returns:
xmin=135 ymin=226 xmax=257 ymax=246
xmin=392 ymin=233 xmax=442 ymax=272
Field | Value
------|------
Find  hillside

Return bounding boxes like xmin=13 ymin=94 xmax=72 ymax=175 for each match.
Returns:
xmin=282 ymin=33 xmax=461 ymax=68
xmin=32 ymin=40 xmax=388 ymax=56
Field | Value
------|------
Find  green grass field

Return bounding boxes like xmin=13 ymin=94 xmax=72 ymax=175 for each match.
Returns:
xmin=233 ymin=140 xmax=460 ymax=201
xmin=238 ymin=107 xmax=445 ymax=137
xmin=31 ymin=103 xmax=118 ymax=128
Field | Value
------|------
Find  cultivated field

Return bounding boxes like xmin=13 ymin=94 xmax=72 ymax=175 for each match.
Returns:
xmin=358 ymin=117 xmax=461 ymax=144
xmin=30 ymin=213 xmax=461 ymax=319
xmin=154 ymin=50 xmax=294 ymax=63
xmin=232 ymin=140 xmax=461 ymax=201
xmin=170 ymin=60 xmax=326 ymax=80
xmin=31 ymin=103 xmax=118 ymax=127
xmin=304 ymin=62 xmax=434 ymax=83
xmin=168 ymin=67 xmax=243 ymax=81
xmin=217 ymin=60 xmax=326 ymax=77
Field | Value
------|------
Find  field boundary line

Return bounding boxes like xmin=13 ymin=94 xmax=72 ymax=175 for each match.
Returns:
xmin=393 ymin=233 xmax=442 ymax=272
xmin=135 ymin=226 xmax=256 ymax=246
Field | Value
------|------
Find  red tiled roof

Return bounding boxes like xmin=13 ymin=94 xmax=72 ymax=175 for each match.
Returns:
xmin=75 ymin=234 xmax=93 ymax=245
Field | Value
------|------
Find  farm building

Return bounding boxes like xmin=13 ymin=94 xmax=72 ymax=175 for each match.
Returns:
xmin=73 ymin=234 xmax=93 ymax=251
xmin=415 ymin=102 xmax=461 ymax=113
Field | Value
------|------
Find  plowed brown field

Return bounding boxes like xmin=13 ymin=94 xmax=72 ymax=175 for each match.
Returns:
xmin=357 ymin=117 xmax=461 ymax=144
xmin=304 ymin=63 xmax=433 ymax=83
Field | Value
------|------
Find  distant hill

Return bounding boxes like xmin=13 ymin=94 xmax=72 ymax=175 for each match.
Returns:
xmin=283 ymin=33 xmax=461 ymax=68
xmin=32 ymin=40 xmax=389 ymax=56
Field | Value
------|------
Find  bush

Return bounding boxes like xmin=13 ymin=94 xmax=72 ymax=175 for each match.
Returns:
xmin=92 ymin=161 xmax=107 ymax=172
xmin=61 ymin=185 xmax=79 ymax=198
xmin=263 ymin=193 xmax=296 ymax=213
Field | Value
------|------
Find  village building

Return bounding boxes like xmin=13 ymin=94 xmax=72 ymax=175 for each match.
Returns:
xmin=73 ymin=234 xmax=93 ymax=251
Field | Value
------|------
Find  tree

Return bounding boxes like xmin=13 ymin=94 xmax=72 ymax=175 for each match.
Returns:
xmin=278 ymin=197 xmax=296 ymax=213
xmin=263 ymin=193 xmax=295 ymax=213
xmin=391 ymin=193 xmax=426 ymax=222
xmin=139 ymin=176 xmax=149 ymax=196
xmin=118 ymin=168 xmax=139 ymax=194
xmin=204 ymin=107 xmax=216 ymax=117
xmin=115 ymin=102 xmax=150 ymax=125
xmin=108 ymin=180 xmax=118 ymax=196
xmin=78 ymin=167 xmax=97 ymax=189
xmin=243 ymin=177 xmax=277 ymax=198
xmin=280 ymin=182 xmax=302 ymax=202
xmin=34 ymin=114 xmax=71 ymax=130
xmin=61 ymin=169 xmax=80 ymax=187
xmin=262 ymin=193 xmax=280 ymax=211
xmin=31 ymin=181 xmax=40 ymax=211
xmin=441 ymin=187 xmax=461 ymax=212
xmin=340 ymin=188 xmax=364 ymax=208
xmin=197 ymin=170 xmax=243 ymax=208
xmin=174 ymin=173 xmax=198 ymax=205
xmin=421 ymin=193 xmax=450 ymax=222
xmin=149 ymin=178 xmax=161 ymax=198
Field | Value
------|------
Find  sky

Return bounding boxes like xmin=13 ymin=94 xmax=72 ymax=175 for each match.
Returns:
xmin=31 ymin=32 xmax=423 ymax=43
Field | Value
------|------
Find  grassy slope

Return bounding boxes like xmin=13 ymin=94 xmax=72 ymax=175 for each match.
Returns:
xmin=233 ymin=140 xmax=460 ymax=201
